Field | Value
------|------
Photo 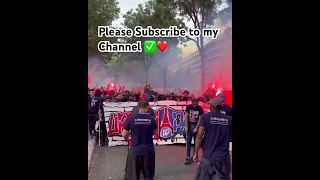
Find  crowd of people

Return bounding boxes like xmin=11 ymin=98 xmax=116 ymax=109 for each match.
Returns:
xmin=88 ymin=82 xmax=232 ymax=143
xmin=88 ymin=82 xmax=232 ymax=180
xmin=88 ymin=83 xmax=222 ymax=103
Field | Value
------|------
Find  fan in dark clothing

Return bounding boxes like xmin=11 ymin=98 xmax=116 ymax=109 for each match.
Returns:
xmin=122 ymin=100 xmax=157 ymax=180
xmin=193 ymin=97 xmax=232 ymax=180
xmin=184 ymin=98 xmax=204 ymax=165
xmin=131 ymin=93 xmax=155 ymax=117
xmin=126 ymin=93 xmax=155 ymax=179
xmin=94 ymin=89 xmax=107 ymax=146
xmin=182 ymin=90 xmax=190 ymax=101
xmin=88 ymin=89 xmax=102 ymax=140
xmin=217 ymin=93 xmax=232 ymax=116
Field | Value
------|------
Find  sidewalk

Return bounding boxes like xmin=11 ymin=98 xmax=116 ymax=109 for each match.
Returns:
xmin=88 ymin=136 xmax=96 ymax=172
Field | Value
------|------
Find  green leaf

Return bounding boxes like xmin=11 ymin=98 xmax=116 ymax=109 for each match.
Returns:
xmin=88 ymin=0 xmax=120 ymax=56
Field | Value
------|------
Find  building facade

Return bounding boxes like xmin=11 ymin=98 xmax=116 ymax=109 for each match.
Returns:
xmin=173 ymin=22 xmax=232 ymax=92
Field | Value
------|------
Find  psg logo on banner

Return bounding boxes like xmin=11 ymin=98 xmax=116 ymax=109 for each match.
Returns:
xmin=160 ymin=127 xmax=172 ymax=139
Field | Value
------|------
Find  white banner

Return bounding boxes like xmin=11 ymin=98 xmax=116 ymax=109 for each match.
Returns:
xmin=103 ymin=100 xmax=210 ymax=147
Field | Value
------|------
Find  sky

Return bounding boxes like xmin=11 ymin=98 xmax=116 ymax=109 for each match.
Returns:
xmin=112 ymin=0 xmax=228 ymax=28
xmin=112 ymin=0 xmax=191 ymax=27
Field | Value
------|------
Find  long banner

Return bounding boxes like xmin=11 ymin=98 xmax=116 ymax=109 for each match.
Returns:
xmin=103 ymin=100 xmax=210 ymax=147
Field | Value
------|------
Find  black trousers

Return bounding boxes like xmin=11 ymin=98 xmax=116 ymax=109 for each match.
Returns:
xmin=97 ymin=121 xmax=107 ymax=142
xmin=124 ymin=152 xmax=155 ymax=180
xmin=88 ymin=114 xmax=98 ymax=136
xmin=195 ymin=157 xmax=231 ymax=180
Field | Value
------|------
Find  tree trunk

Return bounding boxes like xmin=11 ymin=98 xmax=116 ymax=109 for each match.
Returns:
xmin=115 ymin=69 xmax=119 ymax=82
xmin=200 ymin=53 xmax=205 ymax=94
xmin=163 ymin=69 xmax=167 ymax=92
xmin=199 ymin=32 xmax=206 ymax=94
xmin=145 ymin=70 xmax=149 ymax=82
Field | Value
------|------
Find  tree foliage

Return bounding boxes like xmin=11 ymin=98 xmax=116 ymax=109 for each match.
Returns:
xmin=88 ymin=0 xmax=120 ymax=59
xmin=122 ymin=0 xmax=185 ymax=82
xmin=106 ymin=53 xmax=123 ymax=76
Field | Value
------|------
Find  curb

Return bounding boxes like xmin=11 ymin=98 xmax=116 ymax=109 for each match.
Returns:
xmin=88 ymin=139 xmax=96 ymax=172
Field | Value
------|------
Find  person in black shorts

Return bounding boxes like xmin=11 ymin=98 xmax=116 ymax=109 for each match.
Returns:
xmin=122 ymin=99 xmax=157 ymax=180
xmin=193 ymin=97 xmax=232 ymax=180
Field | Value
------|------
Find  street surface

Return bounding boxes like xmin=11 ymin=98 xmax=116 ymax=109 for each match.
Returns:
xmin=89 ymin=144 xmax=232 ymax=180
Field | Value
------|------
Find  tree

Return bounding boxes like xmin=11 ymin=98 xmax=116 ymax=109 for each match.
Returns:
xmin=88 ymin=0 xmax=120 ymax=60
xmin=106 ymin=53 xmax=123 ymax=81
xmin=157 ymin=0 xmax=224 ymax=93
xmin=122 ymin=0 xmax=185 ymax=82
xmin=152 ymin=47 xmax=181 ymax=90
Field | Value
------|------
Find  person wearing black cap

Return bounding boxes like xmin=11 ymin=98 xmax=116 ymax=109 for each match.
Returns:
xmin=217 ymin=93 xmax=232 ymax=116
xmin=193 ymin=97 xmax=232 ymax=180
xmin=122 ymin=99 xmax=157 ymax=180
xmin=184 ymin=98 xmax=204 ymax=165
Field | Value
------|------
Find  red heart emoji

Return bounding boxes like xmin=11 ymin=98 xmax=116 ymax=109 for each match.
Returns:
xmin=157 ymin=41 xmax=168 ymax=52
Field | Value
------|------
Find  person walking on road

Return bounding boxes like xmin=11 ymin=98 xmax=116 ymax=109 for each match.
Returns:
xmin=193 ymin=97 xmax=232 ymax=180
xmin=122 ymin=99 xmax=157 ymax=180
xmin=127 ymin=93 xmax=155 ymax=178
xmin=184 ymin=98 xmax=204 ymax=165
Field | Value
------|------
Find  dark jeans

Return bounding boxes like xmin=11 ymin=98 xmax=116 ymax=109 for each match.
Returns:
xmin=88 ymin=114 xmax=98 ymax=136
xmin=124 ymin=152 xmax=155 ymax=180
xmin=186 ymin=131 xmax=197 ymax=158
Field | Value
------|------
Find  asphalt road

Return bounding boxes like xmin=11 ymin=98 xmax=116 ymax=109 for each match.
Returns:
xmin=89 ymin=144 xmax=232 ymax=180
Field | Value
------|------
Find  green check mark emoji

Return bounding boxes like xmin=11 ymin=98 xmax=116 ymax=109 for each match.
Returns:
xmin=144 ymin=40 xmax=157 ymax=53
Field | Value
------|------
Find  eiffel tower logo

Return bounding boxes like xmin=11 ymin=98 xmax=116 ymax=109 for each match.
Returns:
xmin=159 ymin=107 xmax=173 ymax=139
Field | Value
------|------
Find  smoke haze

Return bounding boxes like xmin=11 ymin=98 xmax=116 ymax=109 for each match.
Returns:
xmin=88 ymin=8 xmax=231 ymax=95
